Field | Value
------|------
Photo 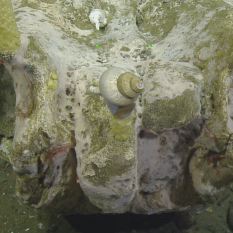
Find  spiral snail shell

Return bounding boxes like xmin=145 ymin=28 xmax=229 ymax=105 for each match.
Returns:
xmin=89 ymin=67 xmax=143 ymax=118
xmin=90 ymin=67 xmax=143 ymax=106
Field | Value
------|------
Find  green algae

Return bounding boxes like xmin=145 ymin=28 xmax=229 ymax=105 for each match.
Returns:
xmin=82 ymin=95 xmax=136 ymax=186
xmin=142 ymin=89 xmax=200 ymax=131
xmin=0 ymin=138 xmax=12 ymax=162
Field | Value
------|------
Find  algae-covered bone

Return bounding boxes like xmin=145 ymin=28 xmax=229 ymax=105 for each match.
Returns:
xmin=0 ymin=0 xmax=20 ymax=55
xmin=142 ymin=89 xmax=201 ymax=131
xmin=2 ymin=0 xmax=233 ymax=217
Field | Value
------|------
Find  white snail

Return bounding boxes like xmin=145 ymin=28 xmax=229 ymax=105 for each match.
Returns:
xmin=89 ymin=9 xmax=107 ymax=30
xmin=89 ymin=67 xmax=144 ymax=118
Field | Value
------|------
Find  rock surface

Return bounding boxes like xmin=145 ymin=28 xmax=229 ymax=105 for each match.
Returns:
xmin=1 ymin=0 xmax=233 ymax=214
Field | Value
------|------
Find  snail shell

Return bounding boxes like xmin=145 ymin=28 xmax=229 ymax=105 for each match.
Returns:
xmin=98 ymin=67 xmax=144 ymax=107
xmin=89 ymin=9 xmax=107 ymax=30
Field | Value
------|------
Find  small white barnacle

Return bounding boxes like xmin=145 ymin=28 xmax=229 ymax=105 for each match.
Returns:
xmin=89 ymin=9 xmax=107 ymax=30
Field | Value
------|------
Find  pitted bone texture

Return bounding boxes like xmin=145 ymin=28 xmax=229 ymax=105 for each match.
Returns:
xmin=1 ymin=0 xmax=233 ymax=214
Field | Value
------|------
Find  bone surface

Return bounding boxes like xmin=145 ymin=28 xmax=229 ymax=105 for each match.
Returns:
xmin=1 ymin=0 xmax=233 ymax=214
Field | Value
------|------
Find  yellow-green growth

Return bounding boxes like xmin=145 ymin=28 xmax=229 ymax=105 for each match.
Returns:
xmin=47 ymin=80 xmax=54 ymax=88
xmin=47 ymin=71 xmax=58 ymax=90
xmin=109 ymin=114 xmax=134 ymax=141
xmin=50 ymin=71 xmax=58 ymax=80
xmin=0 ymin=0 xmax=20 ymax=54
